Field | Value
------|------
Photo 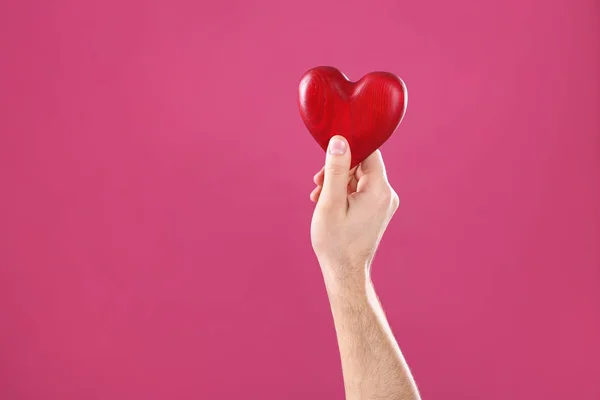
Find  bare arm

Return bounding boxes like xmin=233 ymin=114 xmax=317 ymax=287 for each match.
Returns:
xmin=310 ymin=136 xmax=420 ymax=400
xmin=324 ymin=277 xmax=420 ymax=400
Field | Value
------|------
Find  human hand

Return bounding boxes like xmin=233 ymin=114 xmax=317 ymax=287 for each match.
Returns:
xmin=310 ymin=136 xmax=399 ymax=286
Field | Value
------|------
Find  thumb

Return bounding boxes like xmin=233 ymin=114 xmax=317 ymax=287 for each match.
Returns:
xmin=319 ymin=136 xmax=351 ymax=210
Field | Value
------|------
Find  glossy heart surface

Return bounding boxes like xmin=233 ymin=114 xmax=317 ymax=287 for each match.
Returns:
xmin=298 ymin=66 xmax=407 ymax=168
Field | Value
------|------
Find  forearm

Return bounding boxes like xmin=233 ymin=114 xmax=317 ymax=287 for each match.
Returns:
xmin=323 ymin=270 xmax=420 ymax=400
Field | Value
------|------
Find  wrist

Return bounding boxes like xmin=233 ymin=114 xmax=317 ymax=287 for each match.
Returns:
xmin=320 ymin=262 xmax=373 ymax=298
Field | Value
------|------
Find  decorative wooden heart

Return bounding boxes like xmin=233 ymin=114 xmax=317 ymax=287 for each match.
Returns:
xmin=297 ymin=66 xmax=407 ymax=168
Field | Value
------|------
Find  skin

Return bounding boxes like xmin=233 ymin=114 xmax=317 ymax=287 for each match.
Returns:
xmin=310 ymin=135 xmax=421 ymax=400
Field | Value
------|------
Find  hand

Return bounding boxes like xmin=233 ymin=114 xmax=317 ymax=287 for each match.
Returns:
xmin=310 ymin=136 xmax=399 ymax=285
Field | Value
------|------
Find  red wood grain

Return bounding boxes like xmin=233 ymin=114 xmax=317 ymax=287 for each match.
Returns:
xmin=298 ymin=66 xmax=408 ymax=168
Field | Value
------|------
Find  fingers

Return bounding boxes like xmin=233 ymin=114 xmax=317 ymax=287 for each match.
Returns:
xmin=311 ymin=147 xmax=358 ymax=204
xmin=313 ymin=167 xmax=324 ymax=186
xmin=348 ymin=170 xmax=358 ymax=194
xmin=355 ymin=150 xmax=391 ymax=196
xmin=311 ymin=182 xmax=357 ymax=203
xmin=356 ymin=150 xmax=387 ymax=181
xmin=318 ymin=136 xmax=352 ymax=210
xmin=311 ymin=163 xmax=360 ymax=203
xmin=311 ymin=148 xmax=389 ymax=203
xmin=350 ymin=150 xmax=399 ymax=211
xmin=309 ymin=185 xmax=322 ymax=202
xmin=313 ymin=166 xmax=357 ymax=190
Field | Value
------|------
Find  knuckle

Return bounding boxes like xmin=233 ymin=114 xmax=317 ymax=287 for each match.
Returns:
xmin=377 ymin=185 xmax=400 ymax=209
xmin=377 ymin=185 xmax=393 ymax=203
xmin=390 ymin=189 xmax=400 ymax=209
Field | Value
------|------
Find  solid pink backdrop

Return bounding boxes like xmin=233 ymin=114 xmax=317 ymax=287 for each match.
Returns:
xmin=0 ymin=0 xmax=598 ymax=399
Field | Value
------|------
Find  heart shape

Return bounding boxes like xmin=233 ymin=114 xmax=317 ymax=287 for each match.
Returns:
xmin=297 ymin=66 xmax=407 ymax=168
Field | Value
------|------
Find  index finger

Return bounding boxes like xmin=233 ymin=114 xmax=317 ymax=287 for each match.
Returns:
xmin=356 ymin=150 xmax=388 ymax=181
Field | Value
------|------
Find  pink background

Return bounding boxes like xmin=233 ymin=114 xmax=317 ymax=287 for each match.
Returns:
xmin=1 ymin=0 xmax=599 ymax=399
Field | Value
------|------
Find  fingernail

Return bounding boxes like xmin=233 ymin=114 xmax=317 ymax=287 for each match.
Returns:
xmin=328 ymin=137 xmax=347 ymax=155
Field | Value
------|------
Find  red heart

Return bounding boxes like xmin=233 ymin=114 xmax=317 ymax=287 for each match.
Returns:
xmin=297 ymin=66 xmax=407 ymax=168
